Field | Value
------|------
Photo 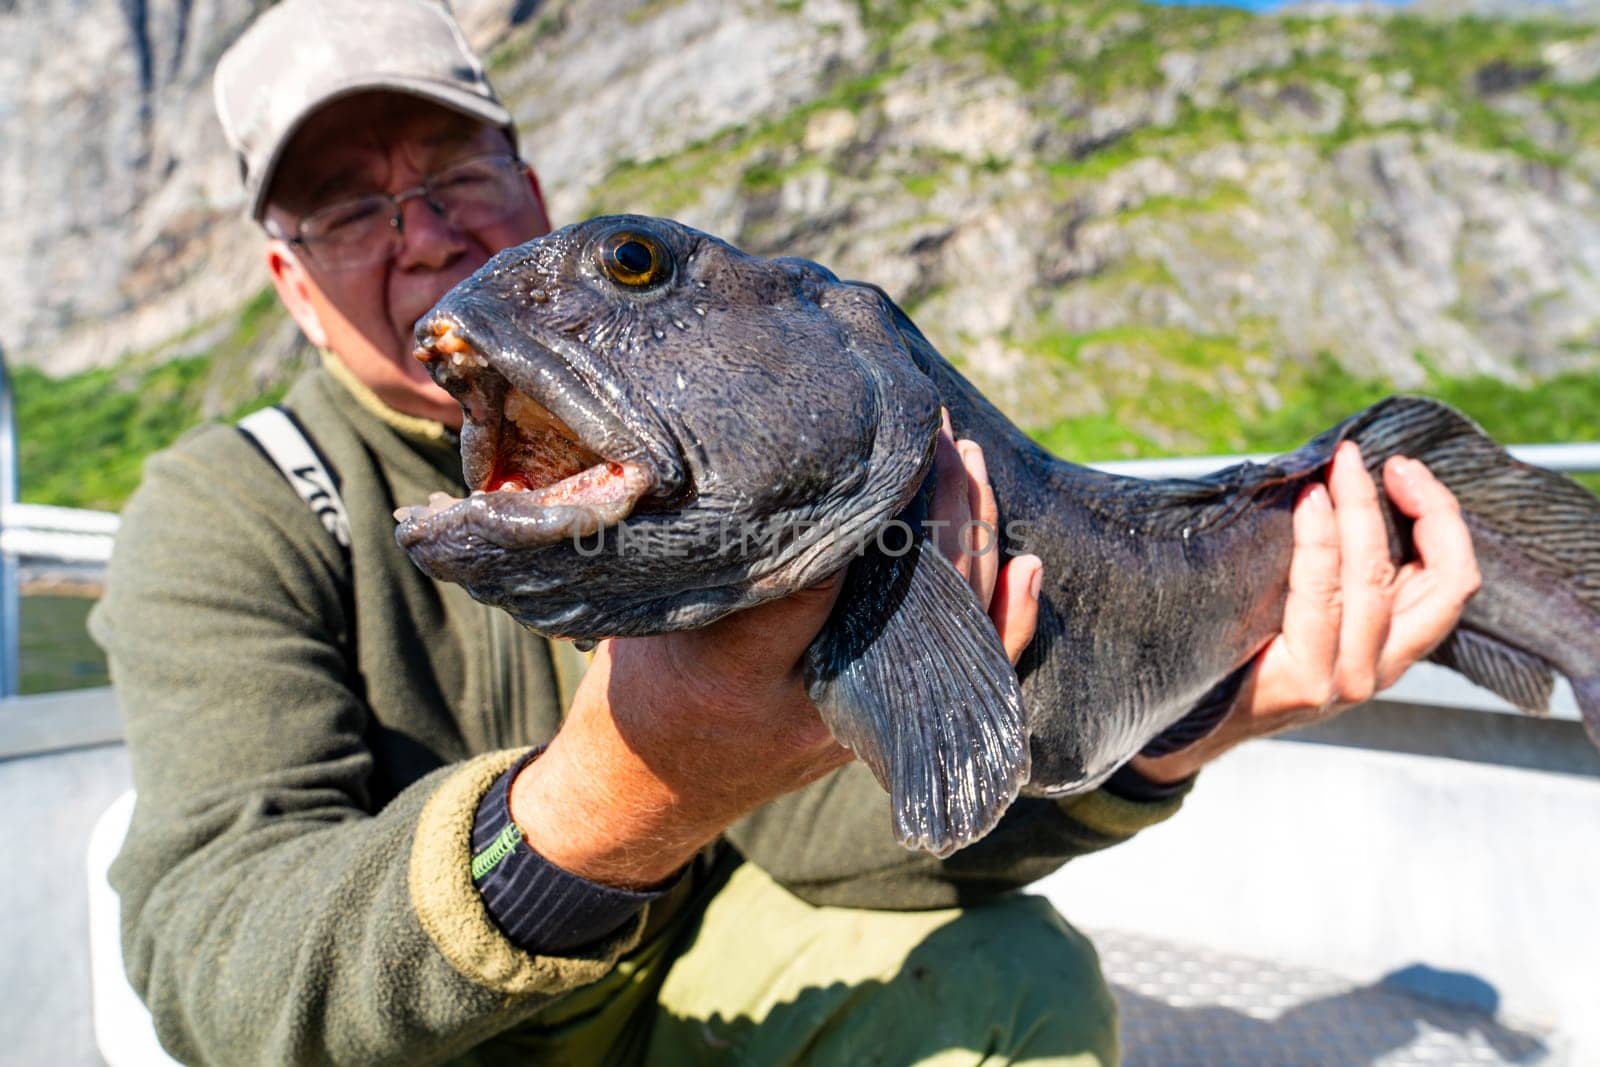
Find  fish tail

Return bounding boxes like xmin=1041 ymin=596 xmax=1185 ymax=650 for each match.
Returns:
xmin=1340 ymin=397 xmax=1600 ymax=728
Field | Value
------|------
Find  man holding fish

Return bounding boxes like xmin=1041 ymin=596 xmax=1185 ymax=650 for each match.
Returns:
xmin=90 ymin=1 xmax=1481 ymax=1063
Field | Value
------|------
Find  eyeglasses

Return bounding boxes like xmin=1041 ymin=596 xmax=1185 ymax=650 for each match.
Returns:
xmin=266 ymin=154 xmax=532 ymax=272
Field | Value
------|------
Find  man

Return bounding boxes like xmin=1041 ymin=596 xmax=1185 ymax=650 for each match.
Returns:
xmin=91 ymin=1 xmax=1480 ymax=1063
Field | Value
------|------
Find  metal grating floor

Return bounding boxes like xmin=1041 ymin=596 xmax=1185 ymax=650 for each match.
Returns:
xmin=1093 ymin=929 xmax=1561 ymax=1066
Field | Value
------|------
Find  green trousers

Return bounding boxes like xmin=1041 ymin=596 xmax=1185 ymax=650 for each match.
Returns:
xmin=476 ymin=861 xmax=1118 ymax=1065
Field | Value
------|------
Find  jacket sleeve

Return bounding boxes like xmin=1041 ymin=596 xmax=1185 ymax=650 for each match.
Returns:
xmin=728 ymin=743 xmax=1193 ymax=910
xmin=90 ymin=428 xmax=661 ymax=1066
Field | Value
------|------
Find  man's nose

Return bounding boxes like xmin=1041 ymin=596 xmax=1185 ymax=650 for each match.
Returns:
xmin=393 ymin=191 xmax=468 ymax=272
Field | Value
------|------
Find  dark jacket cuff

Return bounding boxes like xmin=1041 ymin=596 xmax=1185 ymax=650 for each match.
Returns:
xmin=470 ymin=749 xmax=671 ymax=954
xmin=1104 ymin=663 xmax=1254 ymax=803
xmin=1138 ymin=662 xmax=1253 ymax=758
xmin=1101 ymin=762 xmax=1194 ymax=804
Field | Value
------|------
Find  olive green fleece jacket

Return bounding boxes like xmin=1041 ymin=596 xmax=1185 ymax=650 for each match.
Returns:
xmin=90 ymin=362 xmax=1190 ymax=1066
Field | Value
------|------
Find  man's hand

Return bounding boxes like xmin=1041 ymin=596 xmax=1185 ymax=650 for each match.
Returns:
xmin=929 ymin=410 xmax=1044 ymax=666
xmin=509 ymin=414 xmax=1043 ymax=888
xmin=1132 ymin=442 xmax=1482 ymax=783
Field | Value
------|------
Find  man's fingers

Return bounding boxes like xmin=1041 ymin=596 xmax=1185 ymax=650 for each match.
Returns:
xmin=1274 ymin=481 xmax=1343 ymax=705
xmin=930 ymin=411 xmax=973 ymax=582
xmin=930 ymin=409 xmax=1014 ymax=614
xmin=959 ymin=439 xmax=1000 ymax=610
xmin=990 ymin=555 xmax=1042 ymax=666
xmin=1328 ymin=441 xmax=1396 ymax=703
xmin=1375 ymin=457 xmax=1480 ymax=682
xmin=1384 ymin=456 xmax=1478 ymax=585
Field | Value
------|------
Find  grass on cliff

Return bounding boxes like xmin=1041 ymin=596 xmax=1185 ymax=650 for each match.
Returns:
xmin=11 ymin=358 xmax=289 ymax=511
xmin=583 ymin=0 xmax=1600 ymax=242
xmin=1031 ymin=336 xmax=1600 ymax=495
xmin=12 ymin=290 xmax=293 ymax=511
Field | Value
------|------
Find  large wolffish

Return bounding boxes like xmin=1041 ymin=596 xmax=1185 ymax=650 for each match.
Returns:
xmin=397 ymin=215 xmax=1600 ymax=858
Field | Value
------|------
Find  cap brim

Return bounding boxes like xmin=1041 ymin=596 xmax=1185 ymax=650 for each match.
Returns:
xmin=247 ymin=78 xmax=515 ymax=222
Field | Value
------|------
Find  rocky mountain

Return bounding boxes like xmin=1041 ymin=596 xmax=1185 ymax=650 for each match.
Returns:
xmin=6 ymin=0 xmax=1600 ymax=497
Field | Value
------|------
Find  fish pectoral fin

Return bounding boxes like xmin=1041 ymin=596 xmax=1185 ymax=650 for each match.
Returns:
xmin=803 ymin=538 xmax=1031 ymax=858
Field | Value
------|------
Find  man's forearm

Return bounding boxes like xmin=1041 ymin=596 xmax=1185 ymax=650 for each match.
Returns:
xmin=509 ymin=633 xmax=852 ymax=889
xmin=509 ymin=710 xmax=722 ymax=889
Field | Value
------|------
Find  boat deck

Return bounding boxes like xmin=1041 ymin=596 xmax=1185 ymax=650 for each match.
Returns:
xmin=4 ymin=686 xmax=1592 ymax=1065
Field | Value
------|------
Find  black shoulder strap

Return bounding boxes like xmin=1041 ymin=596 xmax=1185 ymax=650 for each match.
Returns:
xmin=238 ymin=405 xmax=353 ymax=552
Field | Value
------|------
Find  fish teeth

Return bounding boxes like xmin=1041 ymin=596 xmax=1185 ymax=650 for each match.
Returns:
xmin=416 ymin=323 xmax=481 ymax=368
xmin=393 ymin=491 xmax=466 ymax=525
xmin=434 ymin=326 xmax=469 ymax=354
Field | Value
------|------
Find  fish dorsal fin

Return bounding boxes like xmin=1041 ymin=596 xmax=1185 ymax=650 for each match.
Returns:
xmin=1428 ymin=628 xmax=1556 ymax=716
xmin=803 ymin=534 xmax=1030 ymax=858
xmin=1074 ymin=463 xmax=1305 ymax=540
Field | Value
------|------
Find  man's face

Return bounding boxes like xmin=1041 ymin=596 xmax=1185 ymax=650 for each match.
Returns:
xmin=263 ymin=93 xmax=551 ymax=427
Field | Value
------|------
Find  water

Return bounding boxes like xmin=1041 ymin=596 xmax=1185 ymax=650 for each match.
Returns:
xmin=19 ymin=595 xmax=109 ymax=694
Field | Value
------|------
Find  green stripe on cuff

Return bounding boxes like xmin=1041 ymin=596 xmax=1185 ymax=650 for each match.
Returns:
xmin=471 ymin=821 xmax=524 ymax=881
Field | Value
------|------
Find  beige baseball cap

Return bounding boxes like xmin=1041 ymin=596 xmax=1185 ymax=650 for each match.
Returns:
xmin=214 ymin=0 xmax=516 ymax=221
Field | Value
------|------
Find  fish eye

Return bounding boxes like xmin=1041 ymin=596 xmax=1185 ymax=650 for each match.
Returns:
xmin=596 ymin=231 xmax=671 ymax=288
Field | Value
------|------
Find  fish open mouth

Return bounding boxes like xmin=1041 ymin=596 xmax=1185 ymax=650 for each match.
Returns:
xmin=394 ymin=318 xmax=656 ymax=551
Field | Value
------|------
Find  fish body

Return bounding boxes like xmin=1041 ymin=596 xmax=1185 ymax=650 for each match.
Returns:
xmin=398 ymin=215 xmax=1600 ymax=856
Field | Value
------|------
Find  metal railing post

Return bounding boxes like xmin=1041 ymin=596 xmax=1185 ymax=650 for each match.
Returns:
xmin=0 ymin=348 xmax=19 ymax=697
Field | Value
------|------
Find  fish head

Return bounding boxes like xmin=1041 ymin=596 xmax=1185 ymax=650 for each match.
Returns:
xmin=396 ymin=215 xmax=941 ymax=637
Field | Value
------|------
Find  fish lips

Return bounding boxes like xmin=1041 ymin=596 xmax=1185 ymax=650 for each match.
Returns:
xmin=396 ymin=301 xmax=681 ymax=565
xmin=396 ymin=465 xmax=654 ymax=552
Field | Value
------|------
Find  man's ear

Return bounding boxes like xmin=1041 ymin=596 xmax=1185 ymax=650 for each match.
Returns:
xmin=265 ymin=238 xmax=329 ymax=348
